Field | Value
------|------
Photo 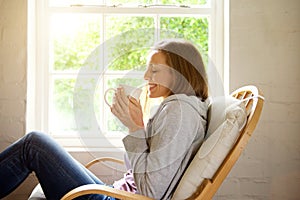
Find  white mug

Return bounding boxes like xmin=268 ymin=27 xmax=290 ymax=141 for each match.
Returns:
xmin=104 ymin=84 xmax=142 ymax=107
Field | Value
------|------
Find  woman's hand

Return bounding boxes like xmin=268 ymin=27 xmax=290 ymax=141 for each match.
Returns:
xmin=110 ymin=87 xmax=144 ymax=133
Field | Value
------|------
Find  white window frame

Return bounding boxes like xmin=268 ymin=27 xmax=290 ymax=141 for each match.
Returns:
xmin=27 ymin=0 xmax=226 ymax=151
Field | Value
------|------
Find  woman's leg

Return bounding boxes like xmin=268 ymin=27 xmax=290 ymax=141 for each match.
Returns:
xmin=0 ymin=131 xmax=114 ymax=200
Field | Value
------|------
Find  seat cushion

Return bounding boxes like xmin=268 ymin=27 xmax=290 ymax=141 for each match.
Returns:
xmin=28 ymin=184 xmax=46 ymax=200
xmin=172 ymin=96 xmax=247 ymax=200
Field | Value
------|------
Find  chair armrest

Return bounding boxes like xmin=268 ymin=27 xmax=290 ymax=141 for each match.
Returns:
xmin=61 ymin=184 xmax=154 ymax=200
xmin=85 ymin=157 xmax=125 ymax=168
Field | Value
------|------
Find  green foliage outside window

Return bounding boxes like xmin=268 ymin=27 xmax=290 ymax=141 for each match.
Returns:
xmin=52 ymin=12 xmax=209 ymax=132
xmin=106 ymin=16 xmax=155 ymax=71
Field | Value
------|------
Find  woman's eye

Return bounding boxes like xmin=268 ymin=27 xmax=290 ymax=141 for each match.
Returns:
xmin=151 ymin=67 xmax=157 ymax=72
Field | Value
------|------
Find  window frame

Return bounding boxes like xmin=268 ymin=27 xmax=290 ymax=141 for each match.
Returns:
xmin=27 ymin=0 xmax=226 ymax=151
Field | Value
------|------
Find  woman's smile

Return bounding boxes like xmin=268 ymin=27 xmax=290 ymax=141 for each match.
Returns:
xmin=148 ymin=83 xmax=158 ymax=93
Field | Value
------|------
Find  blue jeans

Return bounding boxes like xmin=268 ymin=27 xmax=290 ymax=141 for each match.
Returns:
xmin=0 ymin=131 xmax=115 ymax=200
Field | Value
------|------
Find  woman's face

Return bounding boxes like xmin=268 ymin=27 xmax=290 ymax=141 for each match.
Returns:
xmin=144 ymin=51 xmax=173 ymax=98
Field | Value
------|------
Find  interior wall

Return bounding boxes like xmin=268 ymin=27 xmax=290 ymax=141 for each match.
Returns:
xmin=0 ymin=0 xmax=299 ymax=199
xmin=0 ymin=0 xmax=27 ymax=148
xmin=216 ymin=0 xmax=300 ymax=199
xmin=0 ymin=0 xmax=37 ymax=199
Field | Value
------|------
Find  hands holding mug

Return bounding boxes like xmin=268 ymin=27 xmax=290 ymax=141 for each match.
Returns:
xmin=104 ymin=84 xmax=144 ymax=133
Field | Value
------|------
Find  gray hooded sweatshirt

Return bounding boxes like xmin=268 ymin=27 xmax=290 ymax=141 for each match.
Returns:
xmin=123 ymin=94 xmax=208 ymax=199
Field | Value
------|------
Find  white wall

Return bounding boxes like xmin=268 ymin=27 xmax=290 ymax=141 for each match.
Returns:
xmin=0 ymin=0 xmax=27 ymax=147
xmin=0 ymin=0 xmax=36 ymax=199
xmin=0 ymin=0 xmax=299 ymax=199
xmin=216 ymin=0 xmax=300 ymax=199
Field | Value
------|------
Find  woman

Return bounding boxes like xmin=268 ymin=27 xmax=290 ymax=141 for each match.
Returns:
xmin=0 ymin=39 xmax=209 ymax=200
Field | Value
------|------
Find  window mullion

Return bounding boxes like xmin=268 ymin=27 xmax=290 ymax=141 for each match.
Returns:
xmin=156 ymin=14 xmax=160 ymax=40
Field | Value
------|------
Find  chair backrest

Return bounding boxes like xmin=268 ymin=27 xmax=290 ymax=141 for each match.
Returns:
xmin=172 ymin=85 xmax=264 ymax=200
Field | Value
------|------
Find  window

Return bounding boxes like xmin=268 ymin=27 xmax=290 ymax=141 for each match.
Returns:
xmin=27 ymin=0 xmax=225 ymax=151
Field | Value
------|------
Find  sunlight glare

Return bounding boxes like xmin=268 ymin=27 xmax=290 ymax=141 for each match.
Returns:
xmin=51 ymin=14 xmax=84 ymax=38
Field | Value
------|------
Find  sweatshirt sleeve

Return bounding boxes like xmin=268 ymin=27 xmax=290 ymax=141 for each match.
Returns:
xmin=122 ymin=100 xmax=205 ymax=199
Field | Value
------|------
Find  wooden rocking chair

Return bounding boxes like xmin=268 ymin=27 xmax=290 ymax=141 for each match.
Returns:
xmin=29 ymin=85 xmax=264 ymax=200
xmin=60 ymin=85 xmax=264 ymax=200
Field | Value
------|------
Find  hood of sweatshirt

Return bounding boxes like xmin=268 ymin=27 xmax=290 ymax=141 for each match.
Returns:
xmin=150 ymin=94 xmax=209 ymax=120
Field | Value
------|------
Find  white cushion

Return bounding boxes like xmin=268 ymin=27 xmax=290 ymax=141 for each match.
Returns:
xmin=172 ymin=96 xmax=247 ymax=200
xmin=28 ymin=184 xmax=46 ymax=200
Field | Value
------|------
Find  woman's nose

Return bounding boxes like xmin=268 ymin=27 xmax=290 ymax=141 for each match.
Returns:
xmin=144 ymin=69 xmax=151 ymax=80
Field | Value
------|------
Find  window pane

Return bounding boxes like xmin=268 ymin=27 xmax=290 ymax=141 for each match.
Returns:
xmin=106 ymin=16 xmax=154 ymax=39
xmin=51 ymin=14 xmax=101 ymax=71
xmin=105 ymin=16 xmax=155 ymax=71
xmin=52 ymin=77 xmax=99 ymax=133
xmin=107 ymin=49 xmax=149 ymax=71
xmin=52 ymin=78 xmax=76 ymax=132
xmin=160 ymin=16 xmax=209 ymax=63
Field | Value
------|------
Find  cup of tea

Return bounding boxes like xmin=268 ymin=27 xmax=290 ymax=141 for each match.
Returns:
xmin=104 ymin=84 xmax=143 ymax=107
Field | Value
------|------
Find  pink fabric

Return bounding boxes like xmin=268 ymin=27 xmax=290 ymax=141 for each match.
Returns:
xmin=112 ymin=154 xmax=137 ymax=193
xmin=112 ymin=169 xmax=137 ymax=193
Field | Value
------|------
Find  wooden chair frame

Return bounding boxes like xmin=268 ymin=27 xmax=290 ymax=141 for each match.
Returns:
xmin=61 ymin=85 xmax=264 ymax=200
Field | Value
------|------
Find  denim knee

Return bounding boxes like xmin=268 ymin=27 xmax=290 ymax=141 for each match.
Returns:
xmin=26 ymin=131 xmax=51 ymax=143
